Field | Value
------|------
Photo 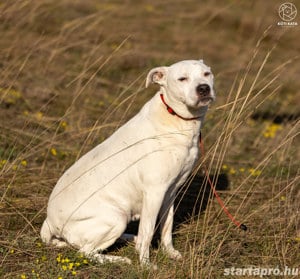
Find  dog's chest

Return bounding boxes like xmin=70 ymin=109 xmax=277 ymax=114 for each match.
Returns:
xmin=175 ymin=136 xmax=200 ymax=184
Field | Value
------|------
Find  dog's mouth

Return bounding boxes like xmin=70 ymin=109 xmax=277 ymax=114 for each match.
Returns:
xmin=197 ymin=96 xmax=214 ymax=106
xmin=200 ymin=96 xmax=214 ymax=102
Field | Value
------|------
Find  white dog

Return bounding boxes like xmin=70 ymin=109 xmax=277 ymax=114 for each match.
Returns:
xmin=41 ymin=59 xmax=215 ymax=266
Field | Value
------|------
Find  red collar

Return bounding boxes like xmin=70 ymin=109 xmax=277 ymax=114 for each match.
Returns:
xmin=160 ymin=94 xmax=201 ymax=121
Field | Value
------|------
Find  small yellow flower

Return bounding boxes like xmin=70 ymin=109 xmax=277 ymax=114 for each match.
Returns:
xmin=294 ymin=237 xmax=300 ymax=242
xmin=64 ymin=258 xmax=70 ymax=263
xmin=21 ymin=274 xmax=27 ymax=279
xmin=56 ymin=253 xmax=62 ymax=263
xmin=254 ymin=170 xmax=262 ymax=176
xmin=62 ymin=265 xmax=67 ymax=271
xmin=82 ymin=259 xmax=88 ymax=264
xmin=20 ymin=160 xmax=27 ymax=167
xmin=98 ymin=101 xmax=105 ymax=107
xmin=58 ymin=277 xmax=63 ymax=279
xmin=12 ymin=165 xmax=18 ymax=171
xmin=10 ymin=249 xmax=15 ymax=254
xmin=68 ymin=262 xmax=74 ymax=270
xmin=60 ymin=121 xmax=68 ymax=130
xmin=71 ymin=270 xmax=77 ymax=276
xmin=51 ymin=148 xmax=57 ymax=156
xmin=75 ymin=262 xmax=81 ymax=267
xmin=222 ymin=164 xmax=228 ymax=170
xmin=35 ymin=112 xmax=43 ymax=120
xmin=111 ymin=43 xmax=118 ymax=50
xmin=280 ymin=196 xmax=286 ymax=201
xmin=249 ymin=168 xmax=262 ymax=177
xmin=262 ymin=122 xmax=282 ymax=138
xmin=229 ymin=168 xmax=236 ymax=175
xmin=239 ymin=168 xmax=245 ymax=172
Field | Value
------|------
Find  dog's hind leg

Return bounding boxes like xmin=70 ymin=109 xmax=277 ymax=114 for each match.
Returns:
xmin=40 ymin=218 xmax=53 ymax=244
xmin=75 ymin=214 xmax=131 ymax=264
xmin=41 ymin=218 xmax=68 ymax=247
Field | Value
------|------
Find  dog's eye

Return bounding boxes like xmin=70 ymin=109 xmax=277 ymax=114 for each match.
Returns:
xmin=204 ymin=72 xmax=211 ymax=77
xmin=178 ymin=77 xmax=188 ymax=81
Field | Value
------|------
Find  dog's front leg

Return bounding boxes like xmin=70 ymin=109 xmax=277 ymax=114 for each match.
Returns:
xmin=159 ymin=194 xmax=182 ymax=260
xmin=135 ymin=191 xmax=165 ymax=266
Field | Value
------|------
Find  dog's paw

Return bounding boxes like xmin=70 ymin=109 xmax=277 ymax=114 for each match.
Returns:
xmin=166 ymin=248 xmax=182 ymax=260
xmin=140 ymin=260 xmax=158 ymax=271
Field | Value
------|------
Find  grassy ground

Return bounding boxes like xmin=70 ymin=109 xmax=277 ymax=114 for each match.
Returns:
xmin=0 ymin=0 xmax=299 ymax=278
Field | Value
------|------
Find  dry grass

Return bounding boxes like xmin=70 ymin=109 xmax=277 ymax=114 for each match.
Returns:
xmin=0 ymin=1 xmax=299 ymax=278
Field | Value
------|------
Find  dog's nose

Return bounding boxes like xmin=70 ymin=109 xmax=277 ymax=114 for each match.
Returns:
xmin=196 ymin=84 xmax=210 ymax=97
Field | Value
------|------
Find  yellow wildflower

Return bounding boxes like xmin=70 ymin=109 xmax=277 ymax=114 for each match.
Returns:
xmin=56 ymin=253 xmax=62 ymax=263
xmin=263 ymin=122 xmax=283 ymax=138
xmin=35 ymin=111 xmax=43 ymax=120
xmin=60 ymin=121 xmax=68 ymax=130
xmin=51 ymin=148 xmax=57 ymax=156
xmin=222 ymin=164 xmax=228 ymax=170
xmin=20 ymin=160 xmax=27 ymax=167
xmin=229 ymin=168 xmax=236 ymax=175
xmin=249 ymin=168 xmax=262 ymax=177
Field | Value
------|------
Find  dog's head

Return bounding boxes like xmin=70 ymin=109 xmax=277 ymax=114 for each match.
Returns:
xmin=146 ymin=60 xmax=215 ymax=114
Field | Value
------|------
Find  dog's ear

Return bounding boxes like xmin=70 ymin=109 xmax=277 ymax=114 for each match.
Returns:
xmin=146 ymin=67 xmax=168 ymax=88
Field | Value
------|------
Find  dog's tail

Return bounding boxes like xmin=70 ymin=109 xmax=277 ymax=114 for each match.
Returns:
xmin=40 ymin=218 xmax=53 ymax=244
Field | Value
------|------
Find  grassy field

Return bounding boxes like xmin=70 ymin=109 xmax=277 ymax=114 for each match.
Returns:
xmin=0 ymin=0 xmax=299 ymax=278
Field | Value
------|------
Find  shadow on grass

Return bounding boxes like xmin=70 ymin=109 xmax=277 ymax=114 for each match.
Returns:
xmin=251 ymin=111 xmax=300 ymax=124
xmin=108 ymin=173 xmax=229 ymax=252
